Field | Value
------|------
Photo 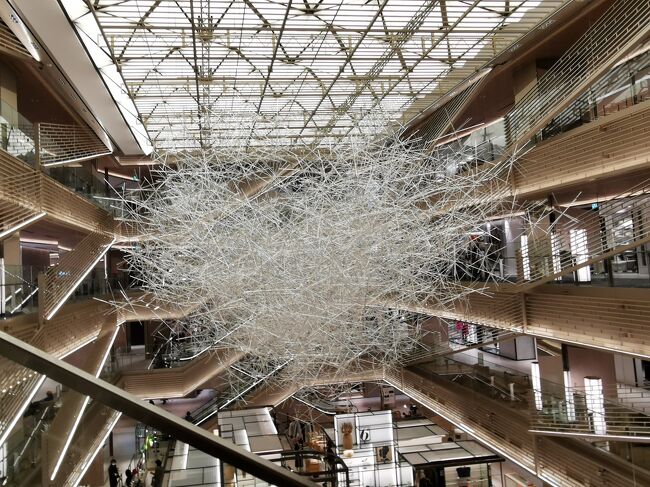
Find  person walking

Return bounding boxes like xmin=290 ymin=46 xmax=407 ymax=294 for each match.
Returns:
xmin=124 ymin=468 xmax=133 ymax=487
xmin=108 ymin=459 xmax=120 ymax=487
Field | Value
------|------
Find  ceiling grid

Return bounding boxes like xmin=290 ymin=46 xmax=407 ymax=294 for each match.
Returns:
xmin=62 ymin=0 xmax=569 ymax=149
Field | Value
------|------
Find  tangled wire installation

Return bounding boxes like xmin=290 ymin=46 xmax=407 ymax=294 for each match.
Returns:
xmin=124 ymin=118 xmax=514 ymax=384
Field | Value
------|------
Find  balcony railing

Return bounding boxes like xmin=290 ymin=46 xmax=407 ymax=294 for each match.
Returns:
xmin=430 ymin=24 xmax=650 ymax=177
xmin=516 ymin=179 xmax=650 ymax=288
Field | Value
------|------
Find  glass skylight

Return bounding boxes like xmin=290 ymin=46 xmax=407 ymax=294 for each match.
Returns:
xmin=62 ymin=0 xmax=569 ymax=150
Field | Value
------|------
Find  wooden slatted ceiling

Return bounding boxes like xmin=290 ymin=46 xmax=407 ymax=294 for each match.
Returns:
xmin=0 ymin=20 xmax=31 ymax=60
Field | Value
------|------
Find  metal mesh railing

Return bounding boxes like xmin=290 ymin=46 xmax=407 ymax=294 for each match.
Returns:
xmin=405 ymin=321 xmax=519 ymax=365
xmin=36 ymin=122 xmax=111 ymax=167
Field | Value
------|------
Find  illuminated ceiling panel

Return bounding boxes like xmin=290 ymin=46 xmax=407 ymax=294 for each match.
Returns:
xmin=61 ymin=1 xmax=569 ymax=150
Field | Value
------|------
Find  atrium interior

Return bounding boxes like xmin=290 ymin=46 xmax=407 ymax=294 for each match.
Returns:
xmin=0 ymin=1 xmax=650 ymax=486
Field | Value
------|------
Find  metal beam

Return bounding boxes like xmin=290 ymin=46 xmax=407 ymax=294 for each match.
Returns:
xmin=0 ymin=330 xmax=314 ymax=487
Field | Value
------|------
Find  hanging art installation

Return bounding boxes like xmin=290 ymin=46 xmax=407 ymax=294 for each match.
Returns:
xmin=119 ymin=111 xmax=517 ymax=388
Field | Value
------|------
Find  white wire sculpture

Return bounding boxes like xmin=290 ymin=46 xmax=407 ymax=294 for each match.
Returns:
xmin=123 ymin=114 xmax=515 ymax=385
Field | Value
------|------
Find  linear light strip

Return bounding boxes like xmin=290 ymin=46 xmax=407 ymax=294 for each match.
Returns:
xmin=41 ymin=151 xmax=113 ymax=167
xmin=73 ymin=412 xmax=122 ymax=487
xmin=51 ymin=324 xmax=120 ymax=480
xmin=5 ymin=287 xmax=23 ymax=304
xmin=0 ymin=212 xmax=47 ymax=240
xmin=181 ymin=442 xmax=190 ymax=470
xmin=10 ymin=287 xmax=38 ymax=314
xmin=45 ymin=238 xmax=116 ymax=320
xmin=50 ymin=396 xmax=91 ymax=480
xmin=95 ymin=326 xmax=120 ymax=377
xmin=61 ymin=337 xmax=97 ymax=359
xmin=527 ymin=430 xmax=650 ymax=441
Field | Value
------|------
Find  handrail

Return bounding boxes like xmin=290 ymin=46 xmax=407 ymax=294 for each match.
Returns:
xmin=0 ymin=330 xmax=315 ymax=487
xmin=516 ymin=179 xmax=650 ymax=289
xmin=392 ymin=283 xmax=650 ymax=358
xmin=384 ymin=368 xmax=649 ymax=487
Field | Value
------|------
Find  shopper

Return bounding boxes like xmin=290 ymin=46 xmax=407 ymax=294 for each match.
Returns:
xmin=325 ymin=440 xmax=336 ymax=475
xmin=152 ymin=459 xmax=164 ymax=487
xmin=124 ymin=468 xmax=133 ymax=487
xmin=108 ymin=459 xmax=120 ymax=487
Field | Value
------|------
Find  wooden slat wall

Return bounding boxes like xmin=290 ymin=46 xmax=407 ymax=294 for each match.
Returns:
xmin=514 ymin=101 xmax=650 ymax=197
xmin=245 ymin=381 xmax=302 ymax=407
xmin=396 ymin=290 xmax=523 ymax=333
xmin=0 ymin=149 xmax=116 ymax=235
xmin=53 ymin=402 xmax=120 ymax=487
xmin=43 ymin=320 xmax=118 ymax=481
xmin=525 ymin=292 xmax=650 ymax=356
xmin=39 ymin=231 xmax=114 ymax=321
xmin=0 ymin=299 xmax=117 ymax=442
xmin=115 ymin=292 xmax=192 ymax=322
xmin=503 ymin=0 xmax=650 ymax=151
xmin=0 ymin=291 xmax=183 ymax=445
xmin=246 ymin=368 xmax=385 ymax=407
xmin=0 ymin=200 xmax=39 ymax=239
xmin=429 ymin=100 xmax=650 ymax=217
xmin=40 ymin=177 xmax=115 ymax=234
xmin=245 ymin=366 xmax=648 ymax=485
xmin=402 ymin=285 xmax=650 ymax=357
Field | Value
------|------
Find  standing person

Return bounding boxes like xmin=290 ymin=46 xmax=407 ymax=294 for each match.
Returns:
xmin=152 ymin=459 xmax=164 ymax=487
xmin=325 ymin=440 xmax=336 ymax=476
xmin=108 ymin=459 xmax=120 ymax=487
xmin=124 ymin=468 xmax=133 ymax=487
xmin=293 ymin=443 xmax=303 ymax=472
xmin=184 ymin=411 xmax=194 ymax=423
